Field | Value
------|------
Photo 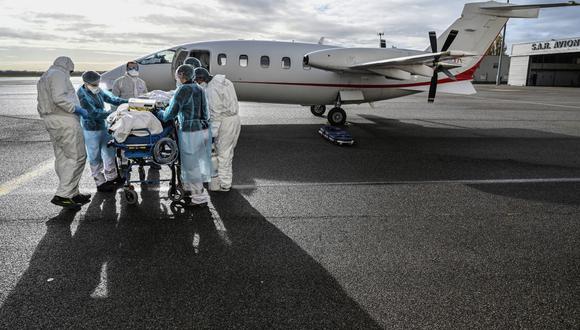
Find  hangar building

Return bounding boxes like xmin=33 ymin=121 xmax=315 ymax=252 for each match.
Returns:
xmin=508 ymin=37 xmax=580 ymax=87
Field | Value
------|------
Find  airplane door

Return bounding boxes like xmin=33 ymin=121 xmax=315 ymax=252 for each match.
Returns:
xmin=172 ymin=48 xmax=189 ymax=74
xmin=188 ymin=50 xmax=211 ymax=71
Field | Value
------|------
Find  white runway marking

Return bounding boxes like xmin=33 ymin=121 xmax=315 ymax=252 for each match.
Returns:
xmin=208 ymin=200 xmax=232 ymax=246
xmin=465 ymin=95 xmax=580 ymax=110
xmin=233 ymin=177 xmax=580 ymax=189
xmin=9 ymin=177 xmax=580 ymax=196
xmin=0 ymin=158 xmax=54 ymax=197
xmin=90 ymin=262 xmax=109 ymax=299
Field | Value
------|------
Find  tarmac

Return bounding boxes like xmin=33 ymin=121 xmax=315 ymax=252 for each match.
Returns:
xmin=0 ymin=79 xmax=579 ymax=329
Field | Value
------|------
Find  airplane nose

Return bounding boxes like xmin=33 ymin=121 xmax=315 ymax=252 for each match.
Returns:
xmin=303 ymin=55 xmax=309 ymax=66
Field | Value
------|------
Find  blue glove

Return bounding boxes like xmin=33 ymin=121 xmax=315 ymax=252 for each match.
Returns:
xmin=156 ymin=110 xmax=165 ymax=121
xmin=74 ymin=105 xmax=89 ymax=119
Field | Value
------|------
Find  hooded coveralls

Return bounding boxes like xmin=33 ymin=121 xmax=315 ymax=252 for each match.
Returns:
xmin=159 ymin=82 xmax=211 ymax=204
xmin=77 ymin=86 xmax=127 ymax=186
xmin=204 ymin=75 xmax=241 ymax=190
xmin=36 ymin=56 xmax=87 ymax=198
xmin=112 ymin=73 xmax=148 ymax=109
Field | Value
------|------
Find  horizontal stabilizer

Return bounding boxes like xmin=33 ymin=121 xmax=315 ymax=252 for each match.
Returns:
xmin=479 ymin=1 xmax=579 ymax=18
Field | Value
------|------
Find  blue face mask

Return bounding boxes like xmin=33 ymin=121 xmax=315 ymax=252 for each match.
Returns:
xmin=176 ymin=80 xmax=183 ymax=88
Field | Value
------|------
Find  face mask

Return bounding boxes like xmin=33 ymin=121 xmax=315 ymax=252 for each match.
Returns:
xmin=199 ymin=82 xmax=208 ymax=88
xmin=127 ymin=69 xmax=139 ymax=77
xmin=87 ymin=85 xmax=101 ymax=94
xmin=176 ymin=81 xmax=183 ymax=88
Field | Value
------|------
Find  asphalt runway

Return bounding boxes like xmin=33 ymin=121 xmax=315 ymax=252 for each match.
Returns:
xmin=0 ymin=78 xmax=579 ymax=329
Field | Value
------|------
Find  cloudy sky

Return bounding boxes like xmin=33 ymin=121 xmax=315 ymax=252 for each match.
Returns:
xmin=0 ymin=0 xmax=579 ymax=71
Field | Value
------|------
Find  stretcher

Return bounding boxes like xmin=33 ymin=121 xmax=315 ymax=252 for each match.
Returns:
xmin=110 ymin=117 xmax=184 ymax=205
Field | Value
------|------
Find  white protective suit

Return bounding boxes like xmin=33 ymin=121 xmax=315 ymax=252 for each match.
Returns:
xmin=112 ymin=73 xmax=148 ymax=109
xmin=205 ymin=75 xmax=241 ymax=190
xmin=106 ymin=104 xmax=163 ymax=142
xmin=37 ymin=56 xmax=87 ymax=198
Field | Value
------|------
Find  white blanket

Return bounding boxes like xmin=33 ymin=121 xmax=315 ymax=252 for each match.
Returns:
xmin=107 ymin=104 xmax=163 ymax=143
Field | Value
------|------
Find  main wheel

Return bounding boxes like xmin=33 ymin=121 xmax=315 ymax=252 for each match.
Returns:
xmin=310 ymin=105 xmax=326 ymax=117
xmin=327 ymin=107 xmax=347 ymax=126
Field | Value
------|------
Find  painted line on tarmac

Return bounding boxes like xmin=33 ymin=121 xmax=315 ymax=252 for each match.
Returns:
xmin=13 ymin=177 xmax=580 ymax=195
xmin=208 ymin=200 xmax=232 ymax=246
xmin=232 ymin=177 xmax=580 ymax=189
xmin=0 ymin=158 xmax=54 ymax=197
xmin=464 ymin=96 xmax=580 ymax=110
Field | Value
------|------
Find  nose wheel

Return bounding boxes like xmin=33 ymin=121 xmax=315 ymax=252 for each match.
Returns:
xmin=327 ymin=107 xmax=346 ymax=126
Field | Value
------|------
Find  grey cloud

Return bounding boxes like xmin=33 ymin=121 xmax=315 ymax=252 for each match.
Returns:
xmin=0 ymin=27 xmax=59 ymax=41
xmin=215 ymin=0 xmax=288 ymax=14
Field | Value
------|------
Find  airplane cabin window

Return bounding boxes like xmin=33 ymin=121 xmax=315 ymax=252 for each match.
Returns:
xmin=282 ymin=57 xmax=291 ymax=69
xmin=239 ymin=55 xmax=248 ymax=67
xmin=303 ymin=61 xmax=311 ymax=70
xmin=260 ymin=56 xmax=270 ymax=68
xmin=138 ymin=50 xmax=176 ymax=65
xmin=218 ymin=53 xmax=227 ymax=66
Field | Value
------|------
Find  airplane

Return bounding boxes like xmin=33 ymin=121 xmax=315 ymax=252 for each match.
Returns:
xmin=101 ymin=1 xmax=579 ymax=126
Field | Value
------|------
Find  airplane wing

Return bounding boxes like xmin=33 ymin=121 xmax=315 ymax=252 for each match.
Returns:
xmin=350 ymin=51 xmax=475 ymax=70
xmin=349 ymin=50 xmax=475 ymax=80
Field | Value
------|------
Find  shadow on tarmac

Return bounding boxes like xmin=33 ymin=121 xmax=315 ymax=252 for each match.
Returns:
xmin=0 ymin=167 xmax=381 ymax=329
xmin=233 ymin=117 xmax=580 ymax=205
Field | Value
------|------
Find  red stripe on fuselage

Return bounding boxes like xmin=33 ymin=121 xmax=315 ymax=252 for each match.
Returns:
xmin=232 ymin=56 xmax=485 ymax=89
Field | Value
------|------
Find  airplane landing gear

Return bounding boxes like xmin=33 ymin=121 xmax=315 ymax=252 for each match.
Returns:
xmin=327 ymin=107 xmax=346 ymax=126
xmin=310 ymin=105 xmax=326 ymax=117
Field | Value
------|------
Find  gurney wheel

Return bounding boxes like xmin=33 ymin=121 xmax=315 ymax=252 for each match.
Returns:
xmin=124 ymin=189 xmax=138 ymax=205
xmin=170 ymin=202 xmax=186 ymax=216
xmin=153 ymin=138 xmax=179 ymax=165
xmin=168 ymin=186 xmax=185 ymax=202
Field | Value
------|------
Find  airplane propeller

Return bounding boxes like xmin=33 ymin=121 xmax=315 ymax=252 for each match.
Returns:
xmin=428 ymin=29 xmax=459 ymax=103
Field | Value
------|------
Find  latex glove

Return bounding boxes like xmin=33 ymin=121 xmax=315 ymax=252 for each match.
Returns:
xmin=74 ymin=105 xmax=89 ymax=119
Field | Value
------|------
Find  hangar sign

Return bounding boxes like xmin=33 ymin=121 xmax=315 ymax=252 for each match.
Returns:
xmin=531 ymin=38 xmax=580 ymax=51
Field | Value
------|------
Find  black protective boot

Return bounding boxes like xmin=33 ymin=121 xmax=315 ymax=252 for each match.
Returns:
xmin=51 ymin=196 xmax=82 ymax=210
xmin=72 ymin=193 xmax=91 ymax=205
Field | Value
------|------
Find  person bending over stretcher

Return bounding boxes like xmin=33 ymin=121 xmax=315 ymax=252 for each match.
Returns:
xmin=77 ymin=71 xmax=128 ymax=192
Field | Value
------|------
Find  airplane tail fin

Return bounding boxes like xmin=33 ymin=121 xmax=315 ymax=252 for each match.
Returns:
xmin=432 ymin=1 xmax=579 ymax=73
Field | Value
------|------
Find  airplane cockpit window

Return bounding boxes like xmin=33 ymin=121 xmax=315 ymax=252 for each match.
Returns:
xmin=239 ymin=55 xmax=248 ymax=67
xmin=218 ymin=53 xmax=227 ymax=66
xmin=138 ymin=50 xmax=175 ymax=65
xmin=282 ymin=57 xmax=291 ymax=69
xmin=260 ymin=56 xmax=270 ymax=68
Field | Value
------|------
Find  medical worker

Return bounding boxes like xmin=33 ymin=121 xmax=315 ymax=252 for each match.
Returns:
xmin=184 ymin=57 xmax=202 ymax=69
xmin=194 ymin=68 xmax=241 ymax=192
xmin=157 ymin=65 xmax=212 ymax=207
xmin=37 ymin=56 xmax=91 ymax=209
xmin=112 ymin=61 xmax=148 ymax=101
xmin=77 ymin=71 xmax=128 ymax=192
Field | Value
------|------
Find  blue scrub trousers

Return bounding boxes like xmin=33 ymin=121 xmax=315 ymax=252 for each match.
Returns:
xmin=83 ymin=129 xmax=118 ymax=186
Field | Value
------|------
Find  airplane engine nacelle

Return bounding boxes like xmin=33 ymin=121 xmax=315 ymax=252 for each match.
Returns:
xmin=303 ymin=48 xmax=418 ymax=73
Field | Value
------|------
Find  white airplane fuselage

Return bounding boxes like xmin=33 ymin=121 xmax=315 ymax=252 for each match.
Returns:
xmin=101 ymin=41 xmax=446 ymax=106
xmin=101 ymin=1 xmax=579 ymax=109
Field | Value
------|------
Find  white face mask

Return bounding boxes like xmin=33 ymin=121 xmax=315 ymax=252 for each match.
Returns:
xmin=127 ymin=69 xmax=139 ymax=77
xmin=87 ymin=85 xmax=101 ymax=94
xmin=199 ymin=82 xmax=208 ymax=88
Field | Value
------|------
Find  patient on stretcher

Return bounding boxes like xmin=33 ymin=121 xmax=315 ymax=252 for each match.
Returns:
xmin=106 ymin=103 xmax=163 ymax=143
